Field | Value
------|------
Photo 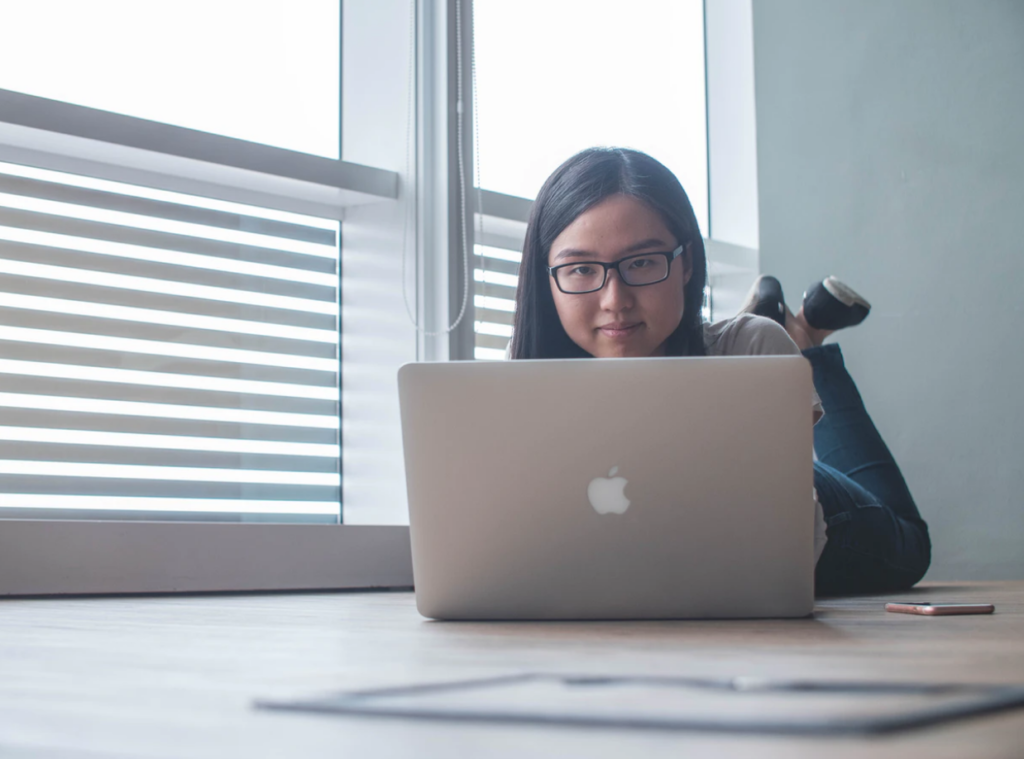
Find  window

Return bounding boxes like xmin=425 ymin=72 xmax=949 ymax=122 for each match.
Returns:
xmin=473 ymin=243 xmax=519 ymax=360
xmin=0 ymin=0 xmax=420 ymax=594
xmin=0 ymin=0 xmax=340 ymax=157
xmin=472 ymin=0 xmax=709 ymax=359
xmin=0 ymin=161 xmax=341 ymax=523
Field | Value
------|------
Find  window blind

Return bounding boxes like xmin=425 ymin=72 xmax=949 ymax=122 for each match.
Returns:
xmin=473 ymin=244 xmax=519 ymax=360
xmin=0 ymin=162 xmax=340 ymax=522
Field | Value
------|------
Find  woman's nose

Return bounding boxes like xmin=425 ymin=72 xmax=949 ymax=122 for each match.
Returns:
xmin=600 ymin=269 xmax=634 ymax=309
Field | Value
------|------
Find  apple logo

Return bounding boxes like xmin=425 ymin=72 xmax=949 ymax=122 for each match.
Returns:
xmin=587 ymin=466 xmax=630 ymax=515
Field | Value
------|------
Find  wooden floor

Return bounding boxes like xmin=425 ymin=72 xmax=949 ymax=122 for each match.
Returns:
xmin=1 ymin=582 xmax=1022 ymax=758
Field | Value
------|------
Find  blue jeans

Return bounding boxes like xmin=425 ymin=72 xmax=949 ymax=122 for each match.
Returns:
xmin=805 ymin=344 xmax=931 ymax=596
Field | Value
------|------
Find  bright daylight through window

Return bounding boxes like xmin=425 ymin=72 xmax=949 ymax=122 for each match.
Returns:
xmin=472 ymin=0 xmax=708 ymax=359
xmin=0 ymin=0 xmax=340 ymax=157
xmin=0 ymin=0 xmax=342 ymax=523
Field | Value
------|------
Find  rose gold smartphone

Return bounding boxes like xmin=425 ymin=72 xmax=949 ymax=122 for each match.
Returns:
xmin=885 ymin=602 xmax=995 ymax=616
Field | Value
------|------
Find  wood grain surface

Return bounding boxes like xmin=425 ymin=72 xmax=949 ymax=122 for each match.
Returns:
xmin=1 ymin=582 xmax=1022 ymax=758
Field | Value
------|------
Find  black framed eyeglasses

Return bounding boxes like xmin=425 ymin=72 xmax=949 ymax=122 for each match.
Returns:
xmin=547 ymin=244 xmax=685 ymax=294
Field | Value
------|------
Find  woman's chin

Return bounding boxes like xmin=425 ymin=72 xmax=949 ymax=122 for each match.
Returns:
xmin=592 ymin=341 xmax=650 ymax=359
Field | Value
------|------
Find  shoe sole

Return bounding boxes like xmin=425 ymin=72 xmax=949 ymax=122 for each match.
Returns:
xmin=823 ymin=277 xmax=871 ymax=310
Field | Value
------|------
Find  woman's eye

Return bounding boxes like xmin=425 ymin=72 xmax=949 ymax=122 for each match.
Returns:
xmin=570 ymin=265 xmax=594 ymax=276
xmin=629 ymin=257 xmax=653 ymax=269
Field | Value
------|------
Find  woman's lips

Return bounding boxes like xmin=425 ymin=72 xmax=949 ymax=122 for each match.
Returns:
xmin=598 ymin=322 xmax=642 ymax=338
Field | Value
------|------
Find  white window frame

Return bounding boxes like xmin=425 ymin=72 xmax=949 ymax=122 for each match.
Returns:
xmin=0 ymin=0 xmax=475 ymax=596
xmin=0 ymin=86 xmax=415 ymax=593
xmin=704 ymin=0 xmax=761 ymax=316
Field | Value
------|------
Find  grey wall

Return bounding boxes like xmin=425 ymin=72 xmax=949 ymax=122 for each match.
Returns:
xmin=752 ymin=1 xmax=1024 ymax=579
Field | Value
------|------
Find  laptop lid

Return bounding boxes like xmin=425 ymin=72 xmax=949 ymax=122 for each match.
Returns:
xmin=398 ymin=355 xmax=814 ymax=620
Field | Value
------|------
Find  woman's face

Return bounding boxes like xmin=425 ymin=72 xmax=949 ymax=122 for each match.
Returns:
xmin=547 ymin=194 xmax=692 ymax=358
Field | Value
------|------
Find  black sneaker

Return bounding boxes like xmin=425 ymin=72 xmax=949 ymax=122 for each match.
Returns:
xmin=739 ymin=275 xmax=786 ymax=327
xmin=802 ymin=277 xmax=871 ymax=330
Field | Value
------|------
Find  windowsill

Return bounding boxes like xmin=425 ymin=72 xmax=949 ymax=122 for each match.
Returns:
xmin=0 ymin=520 xmax=413 ymax=596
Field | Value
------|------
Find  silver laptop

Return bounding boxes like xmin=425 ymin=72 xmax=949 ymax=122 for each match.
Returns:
xmin=397 ymin=356 xmax=815 ymax=621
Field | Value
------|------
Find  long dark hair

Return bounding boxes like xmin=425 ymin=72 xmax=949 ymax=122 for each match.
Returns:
xmin=509 ymin=148 xmax=708 ymax=359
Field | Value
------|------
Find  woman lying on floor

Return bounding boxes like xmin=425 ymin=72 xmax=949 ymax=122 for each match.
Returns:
xmin=507 ymin=146 xmax=931 ymax=596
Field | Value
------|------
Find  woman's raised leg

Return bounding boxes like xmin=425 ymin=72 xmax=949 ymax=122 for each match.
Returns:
xmin=804 ymin=344 xmax=931 ymax=595
xmin=783 ymin=286 xmax=930 ymax=594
